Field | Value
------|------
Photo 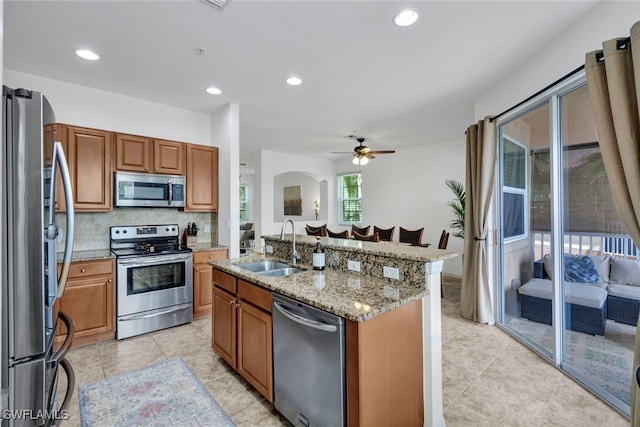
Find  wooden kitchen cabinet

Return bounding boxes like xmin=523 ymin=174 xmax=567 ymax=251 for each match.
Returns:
xmin=185 ymin=144 xmax=218 ymax=211
xmin=193 ymin=249 xmax=228 ymax=319
xmin=66 ymin=125 xmax=113 ymax=211
xmin=44 ymin=124 xmax=68 ymax=212
xmin=115 ymin=133 xmax=151 ymax=172
xmin=153 ymin=139 xmax=184 ymax=175
xmin=115 ymin=134 xmax=185 ymax=175
xmin=212 ymin=269 xmax=273 ymax=402
xmin=56 ymin=258 xmax=115 ymax=348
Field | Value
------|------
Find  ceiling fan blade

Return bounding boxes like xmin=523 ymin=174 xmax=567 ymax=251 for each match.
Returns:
xmin=331 ymin=151 xmax=356 ymax=154
xmin=369 ymin=150 xmax=396 ymax=154
xmin=364 ymin=153 xmax=376 ymax=159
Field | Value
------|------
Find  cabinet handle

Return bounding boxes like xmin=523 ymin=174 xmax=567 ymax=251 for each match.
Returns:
xmin=228 ymin=300 xmax=234 ymax=306
xmin=80 ymin=268 xmax=86 ymax=273
xmin=107 ymin=278 xmax=112 ymax=282
xmin=195 ymin=267 xmax=199 ymax=272
xmin=235 ymin=303 xmax=240 ymax=308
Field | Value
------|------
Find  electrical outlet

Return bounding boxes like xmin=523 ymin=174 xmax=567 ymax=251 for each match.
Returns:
xmin=383 ymin=266 xmax=400 ymax=280
xmin=347 ymin=260 xmax=361 ymax=272
xmin=204 ymin=224 xmax=211 ymax=233
xmin=265 ymin=245 xmax=273 ymax=254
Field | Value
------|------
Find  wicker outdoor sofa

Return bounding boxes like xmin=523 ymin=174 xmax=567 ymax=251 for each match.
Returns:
xmin=517 ymin=254 xmax=640 ymax=336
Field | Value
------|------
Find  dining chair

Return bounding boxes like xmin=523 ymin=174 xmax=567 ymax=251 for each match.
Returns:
xmin=438 ymin=230 xmax=450 ymax=250
xmin=399 ymin=227 xmax=424 ymax=245
xmin=373 ymin=226 xmax=395 ymax=242
xmin=305 ymin=224 xmax=327 ymax=237
xmin=327 ymin=229 xmax=349 ymax=239
xmin=351 ymin=225 xmax=370 ymax=236
xmin=437 ymin=229 xmax=450 ymax=298
xmin=352 ymin=230 xmax=379 ymax=242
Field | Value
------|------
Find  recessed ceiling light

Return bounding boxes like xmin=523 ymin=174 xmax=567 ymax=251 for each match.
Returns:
xmin=286 ymin=77 xmax=302 ymax=86
xmin=393 ymin=9 xmax=419 ymax=27
xmin=75 ymin=49 xmax=99 ymax=61
xmin=206 ymin=87 xmax=222 ymax=95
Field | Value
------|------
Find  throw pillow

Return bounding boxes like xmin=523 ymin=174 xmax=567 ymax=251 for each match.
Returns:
xmin=564 ymin=254 xmax=602 ymax=283
xmin=543 ymin=254 xmax=553 ymax=280
xmin=610 ymin=257 xmax=640 ymax=286
xmin=590 ymin=255 xmax=611 ymax=283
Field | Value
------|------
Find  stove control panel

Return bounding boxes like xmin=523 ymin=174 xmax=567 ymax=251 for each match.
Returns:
xmin=110 ymin=224 xmax=179 ymax=240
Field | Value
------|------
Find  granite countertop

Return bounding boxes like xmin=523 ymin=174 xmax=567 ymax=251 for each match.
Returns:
xmin=210 ymin=254 xmax=432 ymax=322
xmin=57 ymin=249 xmax=114 ymax=263
xmin=264 ymin=234 xmax=457 ymax=263
xmin=191 ymin=243 xmax=228 ymax=252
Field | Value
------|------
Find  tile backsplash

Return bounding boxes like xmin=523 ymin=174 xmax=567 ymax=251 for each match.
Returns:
xmin=57 ymin=209 xmax=218 ymax=251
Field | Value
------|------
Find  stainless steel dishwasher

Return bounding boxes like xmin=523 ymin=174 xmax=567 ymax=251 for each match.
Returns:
xmin=272 ymin=293 xmax=346 ymax=427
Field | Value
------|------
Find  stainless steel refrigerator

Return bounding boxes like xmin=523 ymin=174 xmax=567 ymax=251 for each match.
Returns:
xmin=1 ymin=86 xmax=76 ymax=426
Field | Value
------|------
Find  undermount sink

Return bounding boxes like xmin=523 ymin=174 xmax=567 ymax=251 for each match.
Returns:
xmin=235 ymin=260 xmax=290 ymax=272
xmin=258 ymin=267 xmax=305 ymax=277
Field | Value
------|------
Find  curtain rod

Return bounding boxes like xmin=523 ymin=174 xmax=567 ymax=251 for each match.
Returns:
xmin=489 ymin=64 xmax=584 ymax=123
xmin=490 ymin=36 xmax=631 ymax=123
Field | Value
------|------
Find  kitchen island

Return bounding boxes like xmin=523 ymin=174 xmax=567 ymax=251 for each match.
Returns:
xmin=210 ymin=235 xmax=456 ymax=427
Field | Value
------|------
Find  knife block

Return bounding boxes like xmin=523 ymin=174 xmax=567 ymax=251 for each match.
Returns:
xmin=186 ymin=236 xmax=197 ymax=248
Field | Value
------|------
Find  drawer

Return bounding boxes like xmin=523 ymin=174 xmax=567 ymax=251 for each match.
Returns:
xmin=238 ymin=279 xmax=271 ymax=313
xmin=66 ymin=259 xmax=114 ymax=279
xmin=213 ymin=268 xmax=237 ymax=294
xmin=194 ymin=249 xmax=228 ymax=265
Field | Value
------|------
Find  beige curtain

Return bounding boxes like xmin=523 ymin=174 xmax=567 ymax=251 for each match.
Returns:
xmin=585 ymin=20 xmax=640 ymax=425
xmin=460 ymin=117 xmax=496 ymax=323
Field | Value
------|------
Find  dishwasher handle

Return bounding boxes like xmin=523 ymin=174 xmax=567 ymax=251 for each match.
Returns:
xmin=273 ymin=300 xmax=337 ymax=333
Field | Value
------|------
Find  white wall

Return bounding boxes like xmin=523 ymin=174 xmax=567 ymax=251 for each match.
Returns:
xmin=211 ymin=103 xmax=240 ymax=257
xmin=4 ymin=69 xmax=211 ymax=144
xmin=336 ymin=138 xmax=467 ymax=276
xmin=255 ymin=150 xmax=336 ymax=251
xmin=475 ymin=1 xmax=640 ymax=119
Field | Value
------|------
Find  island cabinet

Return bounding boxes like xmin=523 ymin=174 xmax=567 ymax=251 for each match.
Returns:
xmin=345 ymin=299 xmax=424 ymax=427
xmin=66 ymin=125 xmax=113 ymax=211
xmin=193 ymin=249 xmax=228 ymax=319
xmin=185 ymin=144 xmax=218 ymax=212
xmin=115 ymin=133 xmax=185 ymax=175
xmin=212 ymin=269 xmax=273 ymax=402
xmin=56 ymin=259 xmax=115 ymax=348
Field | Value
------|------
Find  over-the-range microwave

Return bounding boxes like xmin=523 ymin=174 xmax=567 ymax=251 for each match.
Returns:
xmin=114 ymin=171 xmax=185 ymax=208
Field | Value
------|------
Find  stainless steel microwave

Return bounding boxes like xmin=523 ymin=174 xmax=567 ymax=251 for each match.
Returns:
xmin=114 ymin=171 xmax=185 ymax=207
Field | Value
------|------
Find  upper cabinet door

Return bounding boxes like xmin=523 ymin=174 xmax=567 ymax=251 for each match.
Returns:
xmin=153 ymin=139 xmax=184 ymax=175
xmin=45 ymin=124 xmax=68 ymax=212
xmin=67 ymin=126 xmax=112 ymax=211
xmin=115 ymin=133 xmax=152 ymax=172
xmin=185 ymin=144 xmax=218 ymax=212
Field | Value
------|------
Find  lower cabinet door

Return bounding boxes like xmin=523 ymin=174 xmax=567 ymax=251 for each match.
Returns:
xmin=237 ymin=301 xmax=273 ymax=402
xmin=212 ymin=287 xmax=236 ymax=367
xmin=193 ymin=264 xmax=213 ymax=318
xmin=58 ymin=275 xmax=114 ymax=338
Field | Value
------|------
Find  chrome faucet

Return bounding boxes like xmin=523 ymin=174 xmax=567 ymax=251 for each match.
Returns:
xmin=280 ymin=219 xmax=300 ymax=265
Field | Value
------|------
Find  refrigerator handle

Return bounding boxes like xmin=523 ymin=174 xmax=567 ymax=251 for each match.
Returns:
xmin=50 ymin=358 xmax=75 ymax=427
xmin=54 ymin=141 xmax=75 ymax=297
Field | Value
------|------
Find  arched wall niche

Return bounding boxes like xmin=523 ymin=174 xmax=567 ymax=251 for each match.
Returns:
xmin=273 ymin=171 xmax=328 ymax=222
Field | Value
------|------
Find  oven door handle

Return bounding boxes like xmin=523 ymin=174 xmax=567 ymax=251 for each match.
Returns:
xmin=118 ymin=255 xmax=191 ymax=266
xmin=118 ymin=303 xmax=192 ymax=321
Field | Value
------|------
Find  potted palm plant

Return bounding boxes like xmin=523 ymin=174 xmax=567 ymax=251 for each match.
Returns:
xmin=445 ymin=179 xmax=465 ymax=239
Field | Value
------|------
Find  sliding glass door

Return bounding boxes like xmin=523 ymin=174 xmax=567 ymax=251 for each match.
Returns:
xmin=497 ymin=75 xmax=636 ymax=415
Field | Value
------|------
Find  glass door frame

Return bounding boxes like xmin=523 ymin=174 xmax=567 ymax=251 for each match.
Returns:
xmin=495 ymin=70 xmax=631 ymax=416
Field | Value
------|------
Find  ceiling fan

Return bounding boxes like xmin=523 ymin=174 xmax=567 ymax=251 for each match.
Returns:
xmin=332 ymin=135 xmax=396 ymax=165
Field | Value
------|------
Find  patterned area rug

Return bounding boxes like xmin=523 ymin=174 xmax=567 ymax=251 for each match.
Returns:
xmin=79 ymin=358 xmax=235 ymax=427
xmin=507 ymin=317 xmax=635 ymax=405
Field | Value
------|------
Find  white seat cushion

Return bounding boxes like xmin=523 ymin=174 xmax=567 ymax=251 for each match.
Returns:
xmin=518 ymin=278 xmax=607 ymax=309
xmin=607 ymin=283 xmax=640 ymax=301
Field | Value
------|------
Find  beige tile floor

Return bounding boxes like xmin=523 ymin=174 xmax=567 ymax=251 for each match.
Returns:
xmin=60 ymin=276 xmax=630 ymax=426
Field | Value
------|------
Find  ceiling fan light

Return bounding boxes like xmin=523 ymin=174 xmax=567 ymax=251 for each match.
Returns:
xmin=352 ymin=155 xmax=369 ymax=166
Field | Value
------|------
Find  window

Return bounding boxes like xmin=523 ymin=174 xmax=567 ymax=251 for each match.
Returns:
xmin=239 ymin=184 xmax=249 ymax=221
xmin=502 ymin=136 xmax=527 ymax=240
xmin=338 ymin=173 xmax=362 ymax=224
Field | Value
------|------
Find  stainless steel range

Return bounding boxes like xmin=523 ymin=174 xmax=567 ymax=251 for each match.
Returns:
xmin=110 ymin=224 xmax=193 ymax=340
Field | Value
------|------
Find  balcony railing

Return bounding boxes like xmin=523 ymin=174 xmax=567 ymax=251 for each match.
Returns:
xmin=533 ymin=231 xmax=639 ymax=260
